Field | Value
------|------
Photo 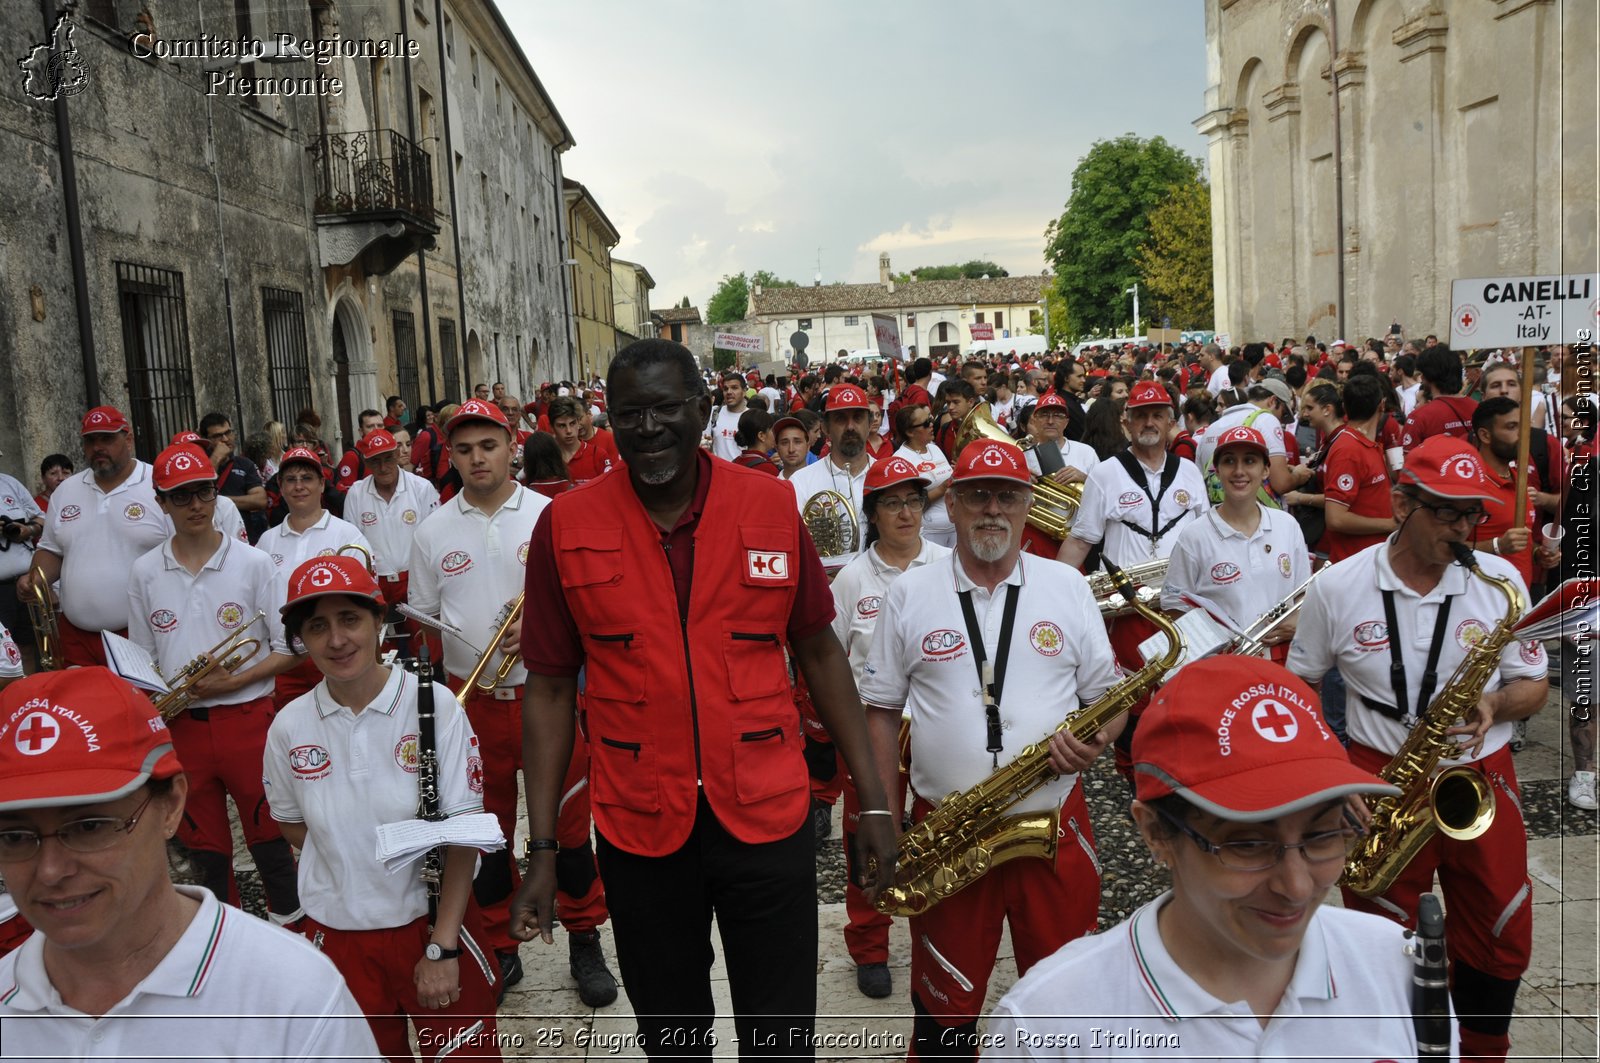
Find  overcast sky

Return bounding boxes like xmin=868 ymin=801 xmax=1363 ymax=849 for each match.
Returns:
xmin=509 ymin=0 xmax=1208 ymax=312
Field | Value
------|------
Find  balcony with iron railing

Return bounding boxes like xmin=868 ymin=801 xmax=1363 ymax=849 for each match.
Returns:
xmin=308 ymin=128 xmax=440 ymax=274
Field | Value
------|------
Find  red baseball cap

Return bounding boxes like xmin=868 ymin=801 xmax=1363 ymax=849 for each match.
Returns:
xmin=445 ymin=398 xmax=511 ymax=437
xmin=773 ymin=415 xmax=805 ymax=436
xmin=278 ymin=446 xmax=323 ymax=474
xmin=81 ymin=406 xmax=130 ymax=436
xmin=1035 ymin=391 xmax=1069 ymax=412
xmin=1399 ymin=436 xmax=1501 ymax=504
xmin=952 ymin=439 xmax=1032 ymax=485
xmin=826 ymin=384 xmax=869 ymax=413
xmin=170 ymin=431 xmax=206 ymax=446
xmin=0 ymin=668 xmax=183 ymax=812
xmin=1133 ymin=657 xmax=1397 ymax=821
xmin=1125 ymin=381 xmax=1172 ymax=410
xmin=153 ymin=443 xmax=217 ymax=492
xmin=1262 ymin=353 xmax=1283 ymax=369
xmin=865 ymin=455 xmax=928 ymax=495
xmin=356 ymin=429 xmax=400 ymax=461
xmin=1210 ymin=425 xmax=1269 ymax=459
xmin=281 ymin=554 xmax=386 ymax=622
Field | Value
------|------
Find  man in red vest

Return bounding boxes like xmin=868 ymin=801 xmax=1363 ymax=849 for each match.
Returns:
xmin=514 ymin=339 xmax=895 ymax=1057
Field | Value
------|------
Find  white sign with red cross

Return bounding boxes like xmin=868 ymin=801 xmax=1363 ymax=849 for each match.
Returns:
xmin=1449 ymin=274 xmax=1598 ymax=347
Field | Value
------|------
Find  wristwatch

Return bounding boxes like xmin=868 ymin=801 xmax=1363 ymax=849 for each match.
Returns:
xmin=424 ymin=942 xmax=462 ymax=961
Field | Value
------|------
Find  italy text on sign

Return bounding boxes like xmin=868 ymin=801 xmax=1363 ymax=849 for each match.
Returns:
xmin=969 ymin=323 xmax=995 ymax=341
xmin=1449 ymin=274 xmax=1598 ymax=347
xmin=872 ymin=314 xmax=901 ymax=359
xmin=713 ymin=331 xmax=766 ymax=353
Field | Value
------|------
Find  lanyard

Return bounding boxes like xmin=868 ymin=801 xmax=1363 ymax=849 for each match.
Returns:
xmin=957 ymin=583 xmax=1020 ymax=767
xmin=1380 ymin=590 xmax=1455 ymax=724
xmin=1113 ymin=451 xmax=1186 ymax=553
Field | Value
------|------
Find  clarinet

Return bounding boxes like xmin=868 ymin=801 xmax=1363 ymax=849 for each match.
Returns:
xmin=1410 ymin=892 xmax=1451 ymax=1060
xmin=411 ymin=642 xmax=446 ymax=923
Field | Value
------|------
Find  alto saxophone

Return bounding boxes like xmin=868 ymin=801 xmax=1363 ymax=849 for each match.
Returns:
xmin=876 ymin=563 xmax=1185 ymax=917
xmin=1341 ymin=542 xmax=1521 ymax=899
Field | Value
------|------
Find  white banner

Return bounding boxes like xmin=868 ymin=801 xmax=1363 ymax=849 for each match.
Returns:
xmin=1449 ymin=274 xmax=1598 ymax=347
xmin=713 ymin=331 xmax=766 ymax=353
xmin=872 ymin=314 xmax=901 ymax=360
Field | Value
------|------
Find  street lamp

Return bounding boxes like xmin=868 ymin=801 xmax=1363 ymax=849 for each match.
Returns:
xmin=1125 ymin=282 xmax=1141 ymax=340
xmin=1038 ymin=295 xmax=1050 ymax=349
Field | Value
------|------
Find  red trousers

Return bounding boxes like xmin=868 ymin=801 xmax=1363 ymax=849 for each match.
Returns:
xmin=303 ymin=911 xmax=501 ymax=1062
xmin=839 ymin=752 xmax=909 ymax=966
xmin=168 ymin=697 xmax=284 ymax=856
xmin=1107 ymin=612 xmax=1158 ymax=780
xmin=794 ymin=674 xmax=844 ymax=804
xmin=1343 ymin=742 xmax=1533 ymax=980
xmin=379 ymin=572 xmax=442 ymax=662
xmin=56 ymin=615 xmax=117 ymax=668
xmin=274 ymin=655 xmax=323 ymax=709
xmin=452 ymin=682 xmax=607 ymax=952
xmin=1019 ymin=525 xmax=1060 ymax=558
xmin=907 ymin=783 xmax=1100 ymax=1037
xmin=0 ymin=911 xmax=32 ymax=960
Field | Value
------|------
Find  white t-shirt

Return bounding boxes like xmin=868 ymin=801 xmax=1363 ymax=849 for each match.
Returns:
xmin=0 ymin=475 xmax=42 ymax=583
xmin=1194 ymin=402 xmax=1287 ymax=476
xmin=1206 ymin=362 xmax=1231 ymax=396
xmin=892 ymin=442 xmax=953 ymax=540
xmin=1024 ymin=438 xmax=1099 ymax=480
xmin=987 ymin=894 xmax=1437 ymax=1061
xmin=128 ymin=536 xmax=289 ymax=707
xmin=0 ymin=886 xmax=380 ymax=1061
xmin=991 ymin=395 xmax=1019 ymax=434
xmin=758 ymin=386 xmax=784 ymax=412
xmin=859 ymin=552 xmax=1119 ymax=815
xmin=407 ymin=486 xmax=548 ymax=685
xmin=343 ymin=471 xmax=440 ymax=578
xmin=787 ymin=457 xmax=869 ymax=569
xmin=265 ymin=665 xmax=489 ymax=930
xmin=1071 ymin=452 xmax=1209 ymax=567
xmin=829 ymin=539 xmax=950 ymax=686
xmin=1399 ymin=381 xmax=1423 ymax=417
xmin=38 ymin=463 xmax=168 ymax=631
xmin=1161 ymin=506 xmax=1311 ymax=632
xmin=706 ymin=404 xmax=746 ymax=461
xmin=1287 ymin=538 xmax=1547 ymax=762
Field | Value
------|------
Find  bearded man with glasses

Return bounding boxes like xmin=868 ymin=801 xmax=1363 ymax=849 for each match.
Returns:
xmin=0 ymin=667 xmax=378 ymax=1059
xmin=1287 ymin=436 xmax=1549 ymax=1062
xmin=860 ymin=438 xmax=1120 ymax=1061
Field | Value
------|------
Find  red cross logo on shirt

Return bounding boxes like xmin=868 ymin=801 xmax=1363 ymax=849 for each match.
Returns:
xmin=15 ymin=712 xmax=59 ymax=755
xmin=1250 ymin=699 xmax=1299 ymax=743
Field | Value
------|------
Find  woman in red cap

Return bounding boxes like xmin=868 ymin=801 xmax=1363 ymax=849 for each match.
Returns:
xmin=990 ymin=657 xmax=1433 ymax=1060
xmin=892 ymin=405 xmax=955 ymax=547
xmin=264 ymin=555 xmax=503 ymax=1061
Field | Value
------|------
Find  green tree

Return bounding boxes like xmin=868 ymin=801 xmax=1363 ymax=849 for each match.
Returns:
xmin=1136 ymin=177 xmax=1214 ymax=331
xmin=680 ymin=296 xmax=691 ymax=308
xmin=892 ymin=259 xmax=1010 ymax=283
xmin=713 ymin=349 xmax=738 ymax=371
xmin=706 ymin=273 xmax=749 ymax=325
xmin=751 ymin=269 xmax=799 ymax=290
xmin=1043 ymin=134 xmax=1203 ymax=337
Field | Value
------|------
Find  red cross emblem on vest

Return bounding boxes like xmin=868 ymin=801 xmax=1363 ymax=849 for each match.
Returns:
xmin=747 ymin=551 xmax=788 ymax=581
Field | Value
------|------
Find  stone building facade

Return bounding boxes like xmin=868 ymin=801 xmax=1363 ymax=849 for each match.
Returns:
xmin=563 ymin=177 xmax=619 ymax=380
xmin=611 ymin=258 xmax=656 ymax=350
xmin=0 ymin=0 xmax=575 ymax=482
xmin=1198 ymin=0 xmax=1597 ymax=344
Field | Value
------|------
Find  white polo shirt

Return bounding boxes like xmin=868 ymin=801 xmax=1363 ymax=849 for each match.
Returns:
xmin=1071 ymin=452 xmax=1209 ymax=566
xmin=829 ymin=540 xmax=951 ymax=685
xmin=987 ymin=894 xmax=1436 ymax=1061
xmin=407 ymin=485 xmax=547 ymax=685
xmin=893 ymin=443 xmax=954 ymax=539
xmin=265 ymin=665 xmax=485 ymax=931
xmin=706 ymin=404 xmax=746 ymax=461
xmin=1193 ymin=402 xmax=1287 ymax=474
xmin=0 ymin=475 xmax=42 ymax=583
xmin=1206 ymin=362 xmax=1231 ymax=396
xmin=1024 ymin=438 xmax=1099 ymax=480
xmin=0 ymin=886 xmax=380 ymax=1061
xmin=787 ymin=456 xmax=870 ymax=568
xmin=128 ymin=536 xmax=289 ymax=707
xmin=202 ymin=494 xmax=248 ymax=544
xmin=859 ymin=552 xmax=1119 ymax=815
xmin=38 ymin=463 xmax=167 ymax=631
xmin=343 ymin=471 xmax=439 ymax=579
xmin=1287 ymin=538 xmax=1546 ymax=762
xmin=1161 ymin=506 xmax=1310 ymax=631
xmin=255 ymin=511 xmax=373 ymax=584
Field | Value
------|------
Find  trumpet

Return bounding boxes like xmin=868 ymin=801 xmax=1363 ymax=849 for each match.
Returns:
xmin=1221 ymin=573 xmax=1318 ymax=657
xmin=457 ymin=592 xmax=524 ymax=702
xmin=151 ymin=612 xmax=266 ymax=720
xmin=23 ymin=562 xmax=61 ymax=671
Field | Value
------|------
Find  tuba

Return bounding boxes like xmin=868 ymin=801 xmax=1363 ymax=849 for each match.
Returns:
xmin=876 ymin=562 xmax=1186 ymax=917
xmin=152 ymin=612 xmax=266 ymax=720
xmin=456 ymin=592 xmax=524 ymax=702
xmin=1341 ymin=543 xmax=1514 ymax=899
xmin=800 ymin=489 xmax=858 ymax=565
xmin=23 ymin=563 xmax=61 ymax=671
xmin=955 ymin=402 xmax=1081 ymax=539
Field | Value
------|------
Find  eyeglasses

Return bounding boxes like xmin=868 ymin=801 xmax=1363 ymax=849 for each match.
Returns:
xmin=1154 ymin=806 xmax=1361 ymax=872
xmin=1411 ymin=497 xmax=1491 ymax=527
xmin=612 ymin=400 xmax=693 ymax=430
xmin=874 ymin=495 xmax=926 ymax=514
xmin=205 ymin=429 xmax=234 ymax=442
xmin=364 ymin=453 xmax=399 ymax=467
xmin=909 ymin=420 xmax=933 ymax=430
xmin=0 ymin=792 xmax=156 ymax=863
xmin=954 ymin=486 xmax=1032 ymax=511
xmin=162 ymin=485 xmax=218 ymax=507
xmin=280 ymin=473 xmax=322 ymax=487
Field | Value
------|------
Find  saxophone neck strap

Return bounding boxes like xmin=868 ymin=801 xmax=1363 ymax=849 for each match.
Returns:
xmin=957 ymin=582 xmax=1021 ymax=766
xmin=1379 ymin=589 xmax=1456 ymax=725
xmin=1113 ymin=450 xmax=1187 ymax=551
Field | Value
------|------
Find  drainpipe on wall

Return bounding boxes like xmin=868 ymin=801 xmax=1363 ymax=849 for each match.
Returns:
xmin=553 ymin=145 xmax=576 ymax=379
xmin=196 ymin=0 xmax=245 ymax=433
xmin=43 ymin=0 xmax=99 ymax=408
xmin=397 ymin=0 xmax=437 ymax=405
xmin=434 ymin=0 xmax=468 ymax=401
xmin=1329 ymin=0 xmax=1348 ymax=340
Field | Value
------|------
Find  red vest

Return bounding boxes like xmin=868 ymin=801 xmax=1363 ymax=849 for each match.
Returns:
xmin=549 ymin=461 xmax=810 ymax=856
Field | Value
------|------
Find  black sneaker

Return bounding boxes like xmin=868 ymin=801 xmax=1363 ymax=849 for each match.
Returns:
xmin=811 ymin=798 xmax=832 ymax=849
xmin=855 ymin=962 xmax=892 ymax=998
xmin=569 ymin=930 xmax=619 ymax=1008
xmin=495 ymin=949 xmax=523 ymax=1004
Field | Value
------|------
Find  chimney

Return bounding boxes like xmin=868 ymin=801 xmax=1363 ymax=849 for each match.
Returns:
xmin=879 ymin=252 xmax=891 ymax=286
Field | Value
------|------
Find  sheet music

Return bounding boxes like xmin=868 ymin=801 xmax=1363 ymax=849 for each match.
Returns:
xmin=101 ymin=631 xmax=172 ymax=694
xmin=395 ymin=602 xmax=468 ymax=639
xmin=1139 ymin=607 xmax=1234 ymax=677
xmin=375 ymin=812 xmax=505 ymax=875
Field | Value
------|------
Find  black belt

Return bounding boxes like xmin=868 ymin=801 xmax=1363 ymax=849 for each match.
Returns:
xmin=184 ymin=706 xmax=236 ymax=722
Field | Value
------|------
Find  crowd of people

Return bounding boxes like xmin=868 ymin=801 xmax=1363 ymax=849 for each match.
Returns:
xmin=0 ymin=329 xmax=1591 ymax=1062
